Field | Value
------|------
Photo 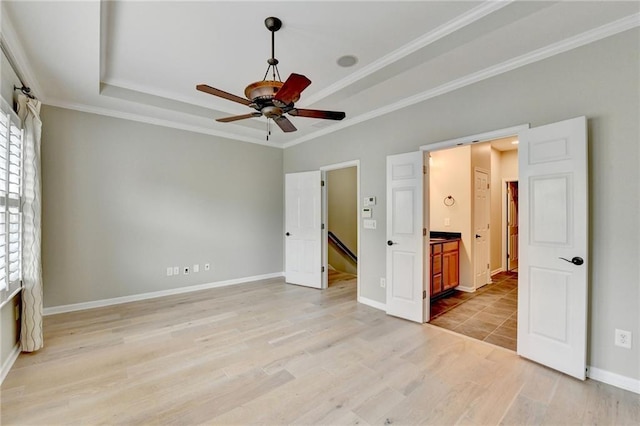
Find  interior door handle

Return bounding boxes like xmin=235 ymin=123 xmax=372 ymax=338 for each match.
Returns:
xmin=285 ymin=232 xmax=290 ymax=236
xmin=559 ymin=256 xmax=584 ymax=266
xmin=387 ymin=240 xmax=396 ymax=246
xmin=475 ymin=234 xmax=481 ymax=238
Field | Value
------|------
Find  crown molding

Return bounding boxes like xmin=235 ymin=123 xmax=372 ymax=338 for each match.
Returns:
xmin=302 ymin=0 xmax=514 ymax=107
xmin=44 ymin=98 xmax=283 ymax=148
xmin=0 ymin=8 xmax=44 ymax=99
xmin=283 ymin=12 xmax=640 ymax=149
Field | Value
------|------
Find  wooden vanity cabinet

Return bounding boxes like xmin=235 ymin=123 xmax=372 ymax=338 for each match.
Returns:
xmin=430 ymin=239 xmax=460 ymax=299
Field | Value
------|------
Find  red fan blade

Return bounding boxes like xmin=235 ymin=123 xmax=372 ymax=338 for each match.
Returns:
xmin=274 ymin=116 xmax=297 ymax=132
xmin=197 ymin=84 xmax=251 ymax=106
xmin=289 ymin=108 xmax=345 ymax=121
xmin=216 ymin=112 xmax=262 ymax=123
xmin=273 ymin=73 xmax=311 ymax=105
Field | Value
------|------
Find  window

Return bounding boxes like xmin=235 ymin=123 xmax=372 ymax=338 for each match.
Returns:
xmin=0 ymin=103 xmax=23 ymax=306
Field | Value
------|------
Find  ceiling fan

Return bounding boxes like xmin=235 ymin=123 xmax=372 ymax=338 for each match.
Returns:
xmin=197 ymin=17 xmax=345 ymax=138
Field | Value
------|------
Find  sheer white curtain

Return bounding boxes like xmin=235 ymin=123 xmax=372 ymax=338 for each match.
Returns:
xmin=18 ymin=94 xmax=43 ymax=352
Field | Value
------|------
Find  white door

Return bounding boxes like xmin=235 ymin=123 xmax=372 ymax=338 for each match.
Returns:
xmin=507 ymin=182 xmax=519 ymax=271
xmin=474 ymin=169 xmax=490 ymax=288
xmin=285 ymin=171 xmax=322 ymax=288
xmin=517 ymin=116 xmax=588 ymax=380
xmin=386 ymin=151 xmax=425 ymax=323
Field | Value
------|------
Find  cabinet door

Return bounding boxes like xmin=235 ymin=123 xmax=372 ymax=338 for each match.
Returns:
xmin=443 ymin=251 xmax=459 ymax=290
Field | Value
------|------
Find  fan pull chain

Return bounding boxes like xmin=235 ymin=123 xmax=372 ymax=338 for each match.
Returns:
xmin=266 ymin=118 xmax=272 ymax=141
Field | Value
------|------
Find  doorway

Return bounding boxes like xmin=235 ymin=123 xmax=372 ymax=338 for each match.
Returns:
xmin=427 ymin=137 xmax=519 ymax=351
xmin=321 ymin=162 xmax=359 ymax=291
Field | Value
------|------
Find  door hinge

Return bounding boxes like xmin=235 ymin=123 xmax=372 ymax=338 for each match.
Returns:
xmin=322 ymin=266 xmax=325 ymax=273
xmin=487 ymin=263 xmax=490 ymax=269
xmin=321 ymin=180 xmax=325 ymax=186
xmin=423 ymin=290 xmax=427 ymax=299
xmin=423 ymin=166 xmax=427 ymax=175
xmin=322 ymin=223 xmax=325 ymax=230
xmin=487 ymin=223 xmax=490 ymax=229
xmin=423 ymin=228 xmax=427 ymax=236
xmin=487 ymin=183 xmax=490 ymax=189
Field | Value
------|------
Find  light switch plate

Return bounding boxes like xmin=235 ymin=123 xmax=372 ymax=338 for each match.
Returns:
xmin=363 ymin=219 xmax=377 ymax=229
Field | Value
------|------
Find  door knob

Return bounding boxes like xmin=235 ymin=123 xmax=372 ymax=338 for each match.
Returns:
xmin=285 ymin=232 xmax=290 ymax=236
xmin=559 ymin=256 xmax=584 ymax=266
xmin=387 ymin=240 xmax=396 ymax=246
xmin=475 ymin=234 xmax=481 ymax=238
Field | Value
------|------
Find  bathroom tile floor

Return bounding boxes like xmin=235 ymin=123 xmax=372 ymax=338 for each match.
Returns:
xmin=430 ymin=271 xmax=518 ymax=351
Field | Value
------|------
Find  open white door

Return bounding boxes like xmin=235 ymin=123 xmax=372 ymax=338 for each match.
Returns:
xmin=517 ymin=116 xmax=588 ymax=380
xmin=507 ymin=182 xmax=519 ymax=271
xmin=386 ymin=151 xmax=425 ymax=323
xmin=285 ymin=171 xmax=322 ymax=288
xmin=474 ymin=169 xmax=490 ymax=288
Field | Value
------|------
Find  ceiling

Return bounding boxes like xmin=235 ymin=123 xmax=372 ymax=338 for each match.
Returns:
xmin=2 ymin=1 xmax=638 ymax=148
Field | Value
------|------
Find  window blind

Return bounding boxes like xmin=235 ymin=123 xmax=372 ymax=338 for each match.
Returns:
xmin=0 ymin=108 xmax=23 ymax=303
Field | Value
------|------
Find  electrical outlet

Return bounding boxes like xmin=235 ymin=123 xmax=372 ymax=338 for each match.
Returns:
xmin=380 ymin=277 xmax=386 ymax=288
xmin=615 ymin=329 xmax=632 ymax=349
xmin=166 ymin=267 xmax=173 ymax=277
xmin=184 ymin=267 xmax=190 ymax=275
xmin=204 ymin=263 xmax=211 ymax=271
xmin=173 ymin=266 xmax=179 ymax=275
xmin=193 ymin=264 xmax=200 ymax=273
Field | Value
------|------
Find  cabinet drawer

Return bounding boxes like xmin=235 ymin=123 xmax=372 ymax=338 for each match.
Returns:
xmin=443 ymin=241 xmax=459 ymax=252
xmin=431 ymin=243 xmax=442 ymax=255
xmin=432 ymin=274 xmax=442 ymax=295
xmin=432 ymin=254 xmax=442 ymax=274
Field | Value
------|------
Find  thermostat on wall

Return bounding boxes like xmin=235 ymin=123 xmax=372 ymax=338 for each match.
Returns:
xmin=362 ymin=207 xmax=372 ymax=218
xmin=364 ymin=196 xmax=376 ymax=206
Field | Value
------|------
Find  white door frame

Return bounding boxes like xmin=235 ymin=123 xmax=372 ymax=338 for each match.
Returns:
xmin=420 ymin=124 xmax=529 ymax=314
xmin=501 ymin=178 xmax=518 ymax=272
xmin=320 ymin=160 xmax=360 ymax=298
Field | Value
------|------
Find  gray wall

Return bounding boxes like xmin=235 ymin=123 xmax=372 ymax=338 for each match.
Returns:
xmin=41 ymin=107 xmax=283 ymax=307
xmin=284 ymin=29 xmax=640 ymax=380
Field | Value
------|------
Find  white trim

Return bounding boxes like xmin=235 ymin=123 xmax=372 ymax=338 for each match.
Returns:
xmin=421 ymin=125 xmax=530 ymax=152
xmin=301 ymin=0 xmax=513 ymax=107
xmin=491 ymin=268 xmax=503 ymax=276
xmin=0 ymin=343 xmax=20 ymax=385
xmin=456 ymin=285 xmax=475 ymax=293
xmin=0 ymin=14 xmax=44 ymax=98
xmin=43 ymin=272 xmax=284 ymax=316
xmin=357 ymin=296 xmax=386 ymax=312
xmin=8 ymin=11 xmax=634 ymax=149
xmin=285 ymin=13 xmax=638 ymax=148
xmin=43 ymin=99 xmax=278 ymax=148
xmin=588 ymin=366 xmax=640 ymax=395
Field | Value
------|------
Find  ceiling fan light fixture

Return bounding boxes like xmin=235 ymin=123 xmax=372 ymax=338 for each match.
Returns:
xmin=337 ymin=55 xmax=358 ymax=67
xmin=196 ymin=16 xmax=346 ymax=136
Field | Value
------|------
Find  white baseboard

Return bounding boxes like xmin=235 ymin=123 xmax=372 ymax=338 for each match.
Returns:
xmin=358 ymin=296 xmax=386 ymax=312
xmin=43 ymin=272 xmax=284 ymax=316
xmin=588 ymin=366 xmax=640 ymax=394
xmin=1 ymin=343 xmax=20 ymax=385
xmin=491 ymin=268 xmax=504 ymax=276
xmin=456 ymin=285 xmax=475 ymax=293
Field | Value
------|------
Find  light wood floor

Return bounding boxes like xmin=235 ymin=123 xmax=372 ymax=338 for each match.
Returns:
xmin=2 ymin=277 xmax=639 ymax=425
